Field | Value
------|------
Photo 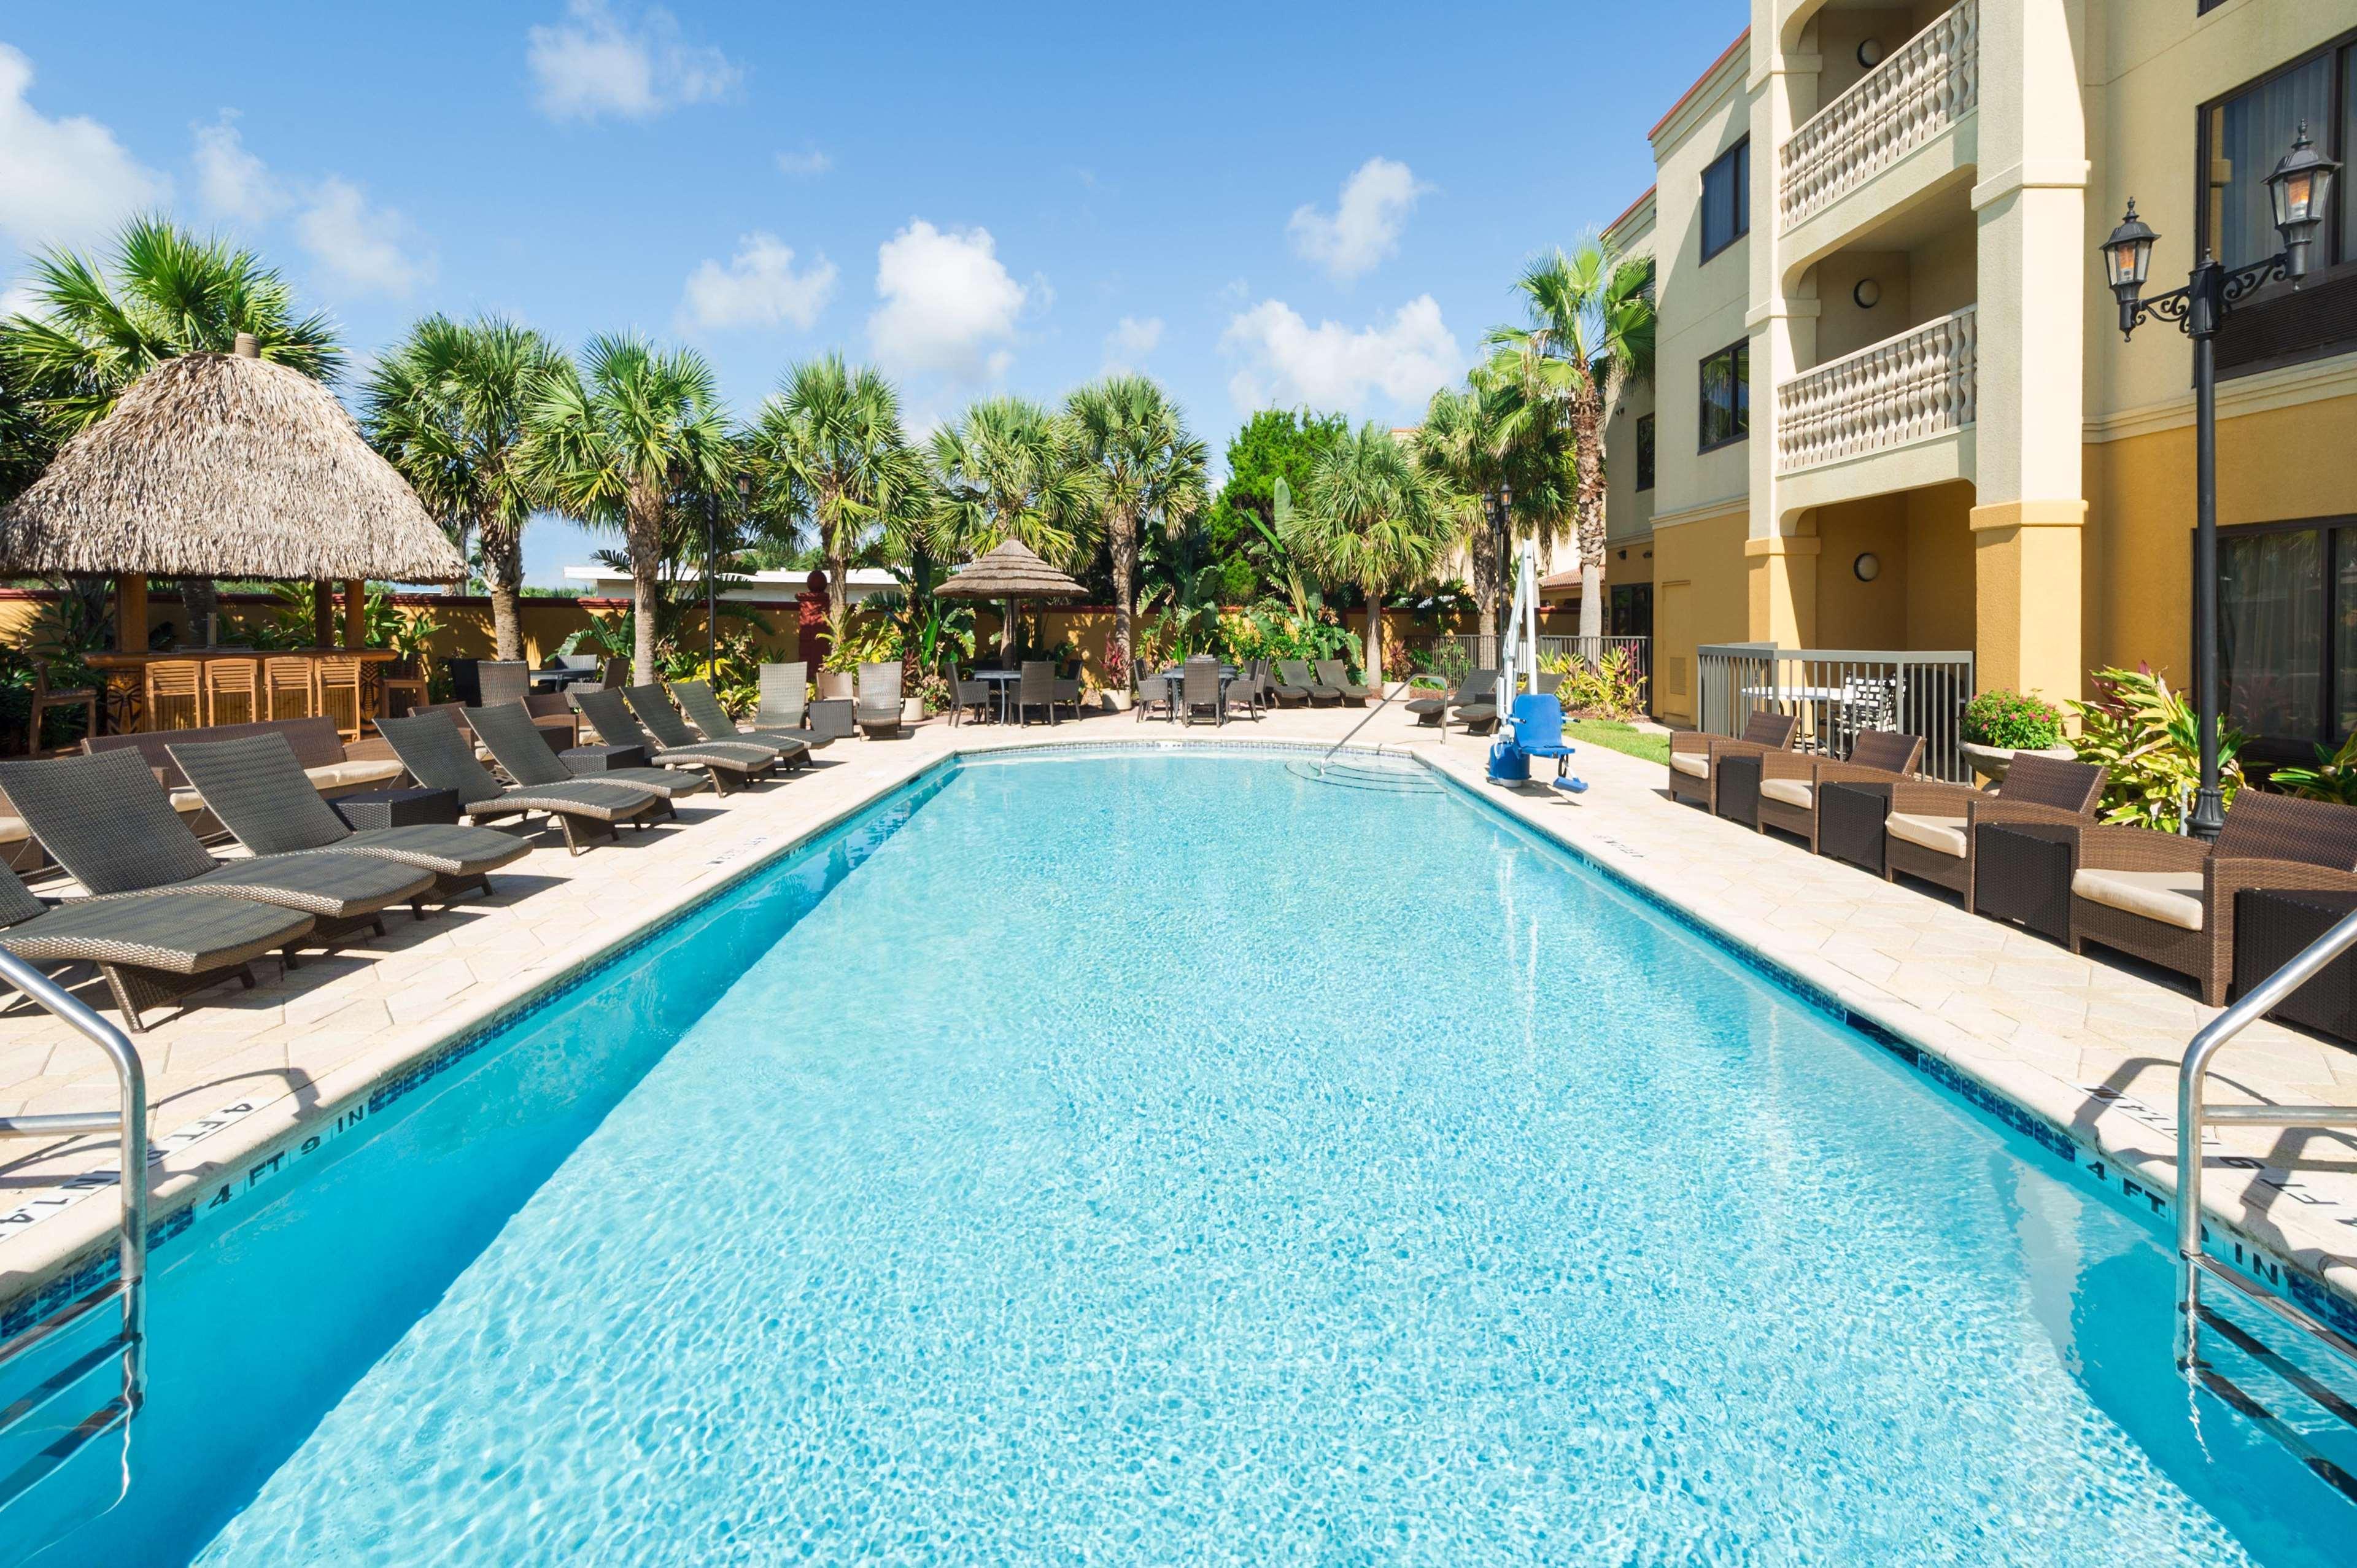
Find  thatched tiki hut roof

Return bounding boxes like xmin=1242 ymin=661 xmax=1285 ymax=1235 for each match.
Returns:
xmin=936 ymin=538 xmax=1086 ymax=600
xmin=0 ymin=346 xmax=465 ymax=581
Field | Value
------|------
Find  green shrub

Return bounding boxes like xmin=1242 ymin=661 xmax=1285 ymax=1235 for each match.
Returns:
xmin=1544 ymin=648 xmax=1645 ymax=721
xmin=2266 ymin=731 xmax=2357 ymax=805
xmin=1962 ymin=689 xmax=2064 ymax=749
xmin=2067 ymin=665 xmax=2243 ymax=832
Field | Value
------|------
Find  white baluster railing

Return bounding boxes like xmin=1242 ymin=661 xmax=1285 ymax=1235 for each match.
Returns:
xmin=1778 ymin=0 xmax=1978 ymax=230
xmin=1775 ymin=306 xmax=1976 ymax=472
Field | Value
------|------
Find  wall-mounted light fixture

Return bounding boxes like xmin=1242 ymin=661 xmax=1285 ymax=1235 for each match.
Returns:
xmin=1853 ymin=277 xmax=1882 ymax=309
xmin=1857 ymin=37 xmax=1884 ymax=68
xmin=1854 ymin=552 xmax=1881 ymax=583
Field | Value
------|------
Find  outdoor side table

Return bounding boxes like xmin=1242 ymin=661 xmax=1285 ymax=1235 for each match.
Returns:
xmin=1817 ymin=781 xmax=1895 ymax=876
xmin=334 ymin=786 xmax=459 ymax=832
xmin=562 ymin=743 xmax=649 ymax=774
xmin=2235 ymin=888 xmax=2357 ymax=1048
xmin=1971 ymin=822 xmax=2077 ymax=944
xmin=1714 ymin=752 xmax=1762 ymax=828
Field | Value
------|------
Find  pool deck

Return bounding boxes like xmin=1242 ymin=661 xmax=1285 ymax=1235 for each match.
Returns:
xmin=6 ymin=699 xmax=2357 ymax=1329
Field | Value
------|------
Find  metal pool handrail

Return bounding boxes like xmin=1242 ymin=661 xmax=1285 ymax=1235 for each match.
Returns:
xmin=0 ymin=948 xmax=149 ymax=1515
xmin=2175 ymin=906 xmax=2357 ymax=1500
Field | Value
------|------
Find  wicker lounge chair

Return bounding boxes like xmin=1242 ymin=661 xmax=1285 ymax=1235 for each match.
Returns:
xmin=168 ymin=732 xmax=530 ymax=901
xmin=466 ymin=700 xmax=706 ymax=816
xmin=0 ymin=749 xmax=436 ymax=941
xmin=0 ymin=860 xmax=314 ymax=1032
xmin=2067 ymin=792 xmax=2357 ymax=1005
xmin=854 ymin=662 xmax=904 ymax=739
xmin=1666 ymin=710 xmax=1800 ymax=814
xmin=625 ymin=684 xmax=788 ymax=770
xmin=1314 ymin=659 xmax=1369 ymax=706
xmin=1269 ymin=663 xmax=1312 ymax=707
xmin=377 ymin=711 xmax=661 ymax=854
xmin=1754 ymin=730 xmax=1924 ymax=850
xmin=756 ymin=662 xmax=809 ymax=732
xmin=1879 ymin=753 xmax=2107 ymax=907
xmin=670 ymin=680 xmax=813 ymax=768
xmin=1277 ymin=660 xmax=1340 ymax=706
xmin=574 ymin=689 xmax=773 ymax=797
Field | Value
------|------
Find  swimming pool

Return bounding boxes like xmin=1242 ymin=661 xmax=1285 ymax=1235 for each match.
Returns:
xmin=6 ymin=748 xmax=2353 ymax=1563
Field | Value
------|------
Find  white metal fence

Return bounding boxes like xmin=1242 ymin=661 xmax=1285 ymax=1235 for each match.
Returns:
xmin=1696 ymin=643 xmax=1976 ymax=781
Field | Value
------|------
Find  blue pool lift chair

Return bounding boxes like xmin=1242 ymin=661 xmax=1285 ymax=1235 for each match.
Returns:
xmin=1497 ymin=693 xmax=1587 ymax=793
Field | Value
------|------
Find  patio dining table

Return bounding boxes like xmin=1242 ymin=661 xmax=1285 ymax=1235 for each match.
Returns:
xmin=1155 ymin=663 xmax=1240 ymax=723
xmin=967 ymin=668 xmax=1023 ymax=722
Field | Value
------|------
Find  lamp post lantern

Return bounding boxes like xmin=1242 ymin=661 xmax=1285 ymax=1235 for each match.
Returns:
xmin=2099 ymin=125 xmax=2339 ymax=841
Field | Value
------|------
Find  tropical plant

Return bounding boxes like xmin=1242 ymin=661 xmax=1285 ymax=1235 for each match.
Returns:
xmin=2272 ymin=730 xmax=2357 ymax=806
xmin=749 ymin=355 xmax=925 ymax=670
xmin=1545 ymin=646 xmax=1644 ymax=720
xmin=1962 ymin=689 xmax=2065 ymax=750
xmin=1283 ymin=422 xmax=1464 ymax=685
xmin=1485 ymin=236 xmax=1655 ymax=639
xmin=0 ymin=214 xmax=343 ymax=621
xmin=2068 ymin=665 xmax=2245 ymax=832
xmin=866 ymin=555 xmax=977 ymax=689
xmin=928 ymin=395 xmax=1092 ymax=660
xmin=524 ymin=334 xmax=736 ymax=684
xmin=362 ymin=316 xmax=567 ymax=661
xmin=1065 ymin=375 xmax=1209 ymax=678
xmin=1202 ymin=408 xmax=1347 ymax=606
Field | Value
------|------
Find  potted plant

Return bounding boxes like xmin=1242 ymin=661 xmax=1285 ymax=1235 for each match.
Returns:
xmin=1959 ymin=689 xmax=2070 ymax=783
xmin=816 ymin=659 xmax=855 ymax=702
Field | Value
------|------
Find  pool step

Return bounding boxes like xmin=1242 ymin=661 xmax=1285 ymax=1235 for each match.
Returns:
xmin=2186 ymin=1272 xmax=2357 ymax=1506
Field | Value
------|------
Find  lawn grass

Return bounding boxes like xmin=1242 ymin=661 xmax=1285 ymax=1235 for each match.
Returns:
xmin=1565 ymin=719 xmax=1670 ymax=767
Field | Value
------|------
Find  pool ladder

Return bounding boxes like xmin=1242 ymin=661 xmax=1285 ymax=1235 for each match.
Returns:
xmin=2175 ymin=905 xmax=2357 ymax=1504
xmin=0 ymin=948 xmax=149 ymax=1516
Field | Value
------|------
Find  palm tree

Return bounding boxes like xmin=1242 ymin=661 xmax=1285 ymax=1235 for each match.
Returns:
xmin=362 ymin=315 xmax=567 ymax=661
xmin=747 ymin=355 xmax=921 ymax=666
xmin=1064 ymin=375 xmax=1207 ymax=678
xmin=523 ymin=334 xmax=735 ymax=684
xmin=1417 ymin=366 xmax=1579 ymax=644
xmin=0 ymin=214 xmax=343 ymax=627
xmin=1286 ymin=422 xmax=1463 ymax=686
xmin=929 ymin=395 xmax=1093 ymax=659
xmin=1486 ymin=236 xmax=1654 ymax=639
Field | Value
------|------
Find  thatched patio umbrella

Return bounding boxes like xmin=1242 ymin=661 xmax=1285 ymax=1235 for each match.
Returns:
xmin=936 ymin=538 xmax=1088 ymax=664
xmin=0 ymin=334 xmax=465 ymax=649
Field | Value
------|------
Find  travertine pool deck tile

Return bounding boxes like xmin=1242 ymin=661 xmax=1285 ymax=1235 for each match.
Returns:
xmin=5 ymin=699 xmax=2357 ymax=1332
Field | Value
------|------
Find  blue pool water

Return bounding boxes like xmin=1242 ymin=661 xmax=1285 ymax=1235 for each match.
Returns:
xmin=6 ymin=751 xmax=2353 ymax=1563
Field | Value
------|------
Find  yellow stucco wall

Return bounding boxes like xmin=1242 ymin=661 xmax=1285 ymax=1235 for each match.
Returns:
xmin=1651 ymin=509 xmax=1751 ymax=724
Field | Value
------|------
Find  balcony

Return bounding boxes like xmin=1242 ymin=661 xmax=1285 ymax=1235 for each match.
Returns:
xmin=1775 ymin=306 xmax=1976 ymax=473
xmin=1778 ymin=0 xmax=1978 ymax=233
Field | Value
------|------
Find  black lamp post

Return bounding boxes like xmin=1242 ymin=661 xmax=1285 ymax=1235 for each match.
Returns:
xmin=2100 ymin=125 xmax=2339 ymax=840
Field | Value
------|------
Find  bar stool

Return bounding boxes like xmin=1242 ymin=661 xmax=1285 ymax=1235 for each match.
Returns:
xmin=22 ymin=660 xmax=97 ymax=755
xmin=377 ymin=658 xmax=427 ymax=722
xmin=204 ymin=656 xmax=261 ymax=726
xmin=314 ymin=655 xmax=365 ymax=741
xmin=264 ymin=656 xmax=316 ymax=720
xmin=141 ymin=658 xmax=205 ymax=731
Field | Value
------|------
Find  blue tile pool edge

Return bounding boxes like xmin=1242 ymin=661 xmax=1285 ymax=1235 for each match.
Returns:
xmin=0 ymin=755 xmax=964 ymax=1341
xmin=1409 ymin=748 xmax=2357 ymax=1347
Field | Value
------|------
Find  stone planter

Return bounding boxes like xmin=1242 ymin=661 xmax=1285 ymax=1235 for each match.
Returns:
xmin=1959 ymin=740 xmax=2075 ymax=785
xmin=817 ymin=670 xmax=854 ymax=702
xmin=901 ymin=696 xmax=924 ymax=723
xmin=1101 ymin=690 xmax=1133 ymax=713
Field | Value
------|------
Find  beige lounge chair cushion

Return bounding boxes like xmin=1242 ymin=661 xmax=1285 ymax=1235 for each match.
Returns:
xmin=306 ymin=759 xmax=407 ymax=791
xmin=1760 ymin=778 xmax=1813 ymax=810
xmin=2073 ymin=868 xmax=2204 ymax=932
xmin=1886 ymin=812 xmax=1968 ymax=859
xmin=1670 ymin=752 xmax=1710 ymax=779
xmin=0 ymin=814 xmax=26 ymax=844
xmin=167 ymin=789 xmax=206 ymax=817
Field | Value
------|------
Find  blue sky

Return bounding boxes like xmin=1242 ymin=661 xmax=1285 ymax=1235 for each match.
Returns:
xmin=0 ymin=1 xmax=1744 ymax=585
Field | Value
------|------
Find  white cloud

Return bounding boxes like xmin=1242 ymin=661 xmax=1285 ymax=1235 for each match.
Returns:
xmin=775 ymin=147 xmax=831 ymax=177
xmin=0 ymin=44 xmax=169 ymax=250
xmin=1287 ymin=156 xmax=1426 ymax=282
xmin=679 ymin=233 xmax=837 ymax=331
xmin=1221 ymin=295 xmax=1463 ymax=415
xmin=869 ymin=220 xmax=1032 ymax=381
xmin=1 ymin=284 xmax=39 ymax=320
xmin=1101 ymin=314 xmax=1163 ymax=374
xmin=296 ymin=177 xmax=435 ymax=297
xmin=526 ymin=0 xmax=741 ymax=122
xmin=191 ymin=110 xmax=288 ymax=224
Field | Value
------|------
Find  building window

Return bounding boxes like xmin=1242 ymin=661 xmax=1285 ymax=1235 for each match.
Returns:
xmin=1700 ymin=139 xmax=1749 ymax=263
xmin=1634 ymin=414 xmax=1655 ymax=491
xmin=2199 ymin=29 xmax=2357 ymax=377
xmin=1697 ymin=341 xmax=1748 ymax=450
xmin=2218 ymin=517 xmax=2357 ymax=755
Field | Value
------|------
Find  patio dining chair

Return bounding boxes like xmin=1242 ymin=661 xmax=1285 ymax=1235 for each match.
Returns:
xmin=1135 ymin=671 xmax=1172 ymax=722
xmin=951 ymin=676 xmax=994 ymax=726
xmin=1016 ymin=660 xmax=1056 ymax=726
xmin=1218 ymin=668 xmax=1260 ymax=723
xmin=1181 ymin=658 xmax=1223 ymax=726
xmin=475 ymin=660 xmax=531 ymax=710
xmin=21 ymin=659 xmax=96 ymax=757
